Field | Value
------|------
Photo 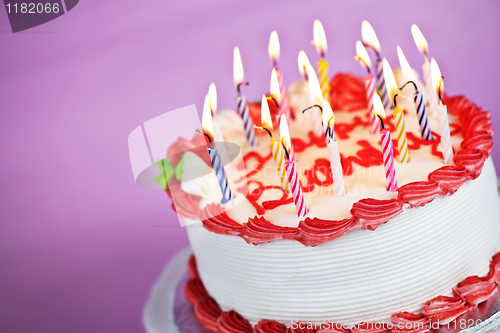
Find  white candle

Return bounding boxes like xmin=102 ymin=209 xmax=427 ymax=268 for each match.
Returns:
xmin=323 ymin=100 xmax=344 ymax=196
xmin=306 ymin=64 xmax=325 ymax=137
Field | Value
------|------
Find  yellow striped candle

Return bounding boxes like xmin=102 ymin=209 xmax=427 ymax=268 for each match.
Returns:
xmin=394 ymin=104 xmax=410 ymax=163
xmin=314 ymin=20 xmax=330 ymax=100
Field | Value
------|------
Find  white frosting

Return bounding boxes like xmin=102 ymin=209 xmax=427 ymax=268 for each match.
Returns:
xmin=186 ymin=157 xmax=500 ymax=325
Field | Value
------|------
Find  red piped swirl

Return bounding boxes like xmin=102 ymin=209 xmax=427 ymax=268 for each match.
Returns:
xmin=397 ymin=181 xmax=443 ymax=208
xmin=351 ymin=198 xmax=404 ymax=231
xmin=427 ymin=166 xmax=471 ymax=195
xmin=297 ymin=217 xmax=358 ymax=246
xmin=453 ymin=275 xmax=497 ymax=306
xmin=218 ymin=310 xmax=253 ymax=333
xmin=453 ymin=149 xmax=486 ymax=179
xmin=390 ymin=312 xmax=430 ymax=333
xmin=184 ymin=278 xmax=208 ymax=306
xmin=171 ymin=189 xmax=202 ymax=220
xmin=254 ymin=320 xmax=287 ymax=333
xmin=187 ymin=255 xmax=199 ymax=279
xmin=201 ymin=204 xmax=244 ymax=236
xmin=461 ymin=131 xmax=493 ymax=157
xmin=329 ymin=73 xmax=368 ymax=112
xmin=194 ymin=297 xmax=222 ymax=331
xmin=422 ymin=296 xmax=471 ymax=325
xmin=487 ymin=252 xmax=500 ymax=283
xmin=241 ymin=216 xmax=297 ymax=245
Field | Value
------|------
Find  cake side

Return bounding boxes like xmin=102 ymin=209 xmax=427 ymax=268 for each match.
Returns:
xmin=186 ymin=156 xmax=500 ymax=326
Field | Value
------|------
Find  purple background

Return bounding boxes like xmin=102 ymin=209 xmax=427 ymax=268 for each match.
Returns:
xmin=1 ymin=1 xmax=499 ymax=332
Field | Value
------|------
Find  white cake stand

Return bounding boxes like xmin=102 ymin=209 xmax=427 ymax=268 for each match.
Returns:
xmin=143 ymin=246 xmax=500 ymax=333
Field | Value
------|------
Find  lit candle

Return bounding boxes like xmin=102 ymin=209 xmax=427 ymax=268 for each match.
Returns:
xmin=362 ymin=20 xmax=391 ymax=111
xmin=269 ymin=31 xmax=290 ymax=122
xmin=233 ymin=47 xmax=258 ymax=147
xmin=306 ymin=64 xmax=325 ymax=136
xmin=373 ymin=94 xmax=398 ymax=191
xmin=254 ymin=95 xmax=289 ymax=191
xmin=431 ymin=58 xmax=453 ymax=164
xmin=397 ymin=46 xmax=432 ymax=141
xmin=383 ymin=59 xmax=410 ymax=163
xmin=202 ymin=95 xmax=232 ymax=203
xmin=280 ymin=114 xmax=296 ymax=162
xmin=355 ymin=40 xmax=380 ymax=134
xmin=313 ymin=20 xmax=330 ymax=101
xmin=323 ymin=100 xmax=345 ymax=196
xmin=208 ymin=83 xmax=231 ymax=167
xmin=411 ymin=25 xmax=435 ymax=111
xmin=298 ymin=50 xmax=311 ymax=80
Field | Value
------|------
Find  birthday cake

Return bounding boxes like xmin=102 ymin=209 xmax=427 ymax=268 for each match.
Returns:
xmin=163 ymin=24 xmax=500 ymax=333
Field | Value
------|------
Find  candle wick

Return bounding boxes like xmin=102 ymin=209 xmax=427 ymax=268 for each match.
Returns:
xmin=302 ymin=104 xmax=323 ymax=114
xmin=196 ymin=128 xmax=214 ymax=148
xmin=374 ymin=113 xmax=385 ymax=130
xmin=281 ymin=142 xmax=290 ymax=160
xmin=354 ymin=56 xmax=371 ymax=74
xmin=400 ymin=80 xmax=418 ymax=93
xmin=438 ymin=76 xmax=444 ymax=103
xmin=254 ymin=125 xmax=273 ymax=138
xmin=393 ymin=93 xmax=404 ymax=109
xmin=273 ymin=60 xmax=277 ymax=68
xmin=362 ymin=42 xmax=380 ymax=59
xmin=237 ymin=82 xmax=249 ymax=94
xmin=266 ymin=96 xmax=280 ymax=109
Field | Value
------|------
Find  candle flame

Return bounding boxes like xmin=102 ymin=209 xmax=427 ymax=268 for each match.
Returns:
xmin=382 ymin=58 xmax=398 ymax=103
xmin=270 ymin=68 xmax=281 ymax=103
xmin=261 ymin=95 xmax=273 ymax=131
xmin=279 ymin=114 xmax=292 ymax=151
xmin=233 ymin=47 xmax=244 ymax=85
xmin=355 ymin=40 xmax=372 ymax=69
xmin=268 ymin=30 xmax=280 ymax=62
xmin=298 ymin=50 xmax=311 ymax=77
xmin=397 ymin=46 xmax=415 ymax=81
xmin=430 ymin=58 xmax=443 ymax=97
xmin=208 ymin=83 xmax=217 ymax=113
xmin=202 ymin=94 xmax=214 ymax=140
xmin=411 ymin=24 xmax=428 ymax=55
xmin=361 ymin=20 xmax=381 ymax=53
xmin=313 ymin=20 xmax=328 ymax=54
xmin=372 ymin=93 xmax=386 ymax=120
xmin=307 ymin=64 xmax=323 ymax=105
xmin=322 ymin=100 xmax=335 ymax=134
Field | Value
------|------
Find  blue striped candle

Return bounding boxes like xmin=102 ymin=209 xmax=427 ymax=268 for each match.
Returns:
xmin=208 ymin=146 xmax=232 ymax=204
xmin=414 ymin=89 xmax=432 ymax=141
xmin=375 ymin=57 xmax=391 ymax=111
xmin=236 ymin=94 xmax=258 ymax=146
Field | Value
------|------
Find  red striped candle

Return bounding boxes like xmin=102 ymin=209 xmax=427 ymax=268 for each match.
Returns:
xmin=285 ymin=160 xmax=307 ymax=217
xmin=381 ymin=129 xmax=397 ymax=191
xmin=365 ymin=75 xmax=380 ymax=133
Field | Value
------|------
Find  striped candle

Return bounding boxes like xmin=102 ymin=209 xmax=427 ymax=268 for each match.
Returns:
xmin=271 ymin=137 xmax=289 ymax=191
xmin=422 ymin=58 xmax=433 ymax=106
xmin=414 ymin=89 xmax=432 ymax=140
xmin=376 ymin=57 xmax=391 ymax=111
xmin=208 ymin=147 xmax=232 ymax=204
xmin=365 ymin=74 xmax=380 ymax=133
xmin=436 ymin=104 xmax=453 ymax=164
xmin=236 ymin=94 xmax=258 ymax=146
xmin=280 ymin=114 xmax=296 ymax=162
xmin=318 ymin=58 xmax=330 ymax=101
xmin=328 ymin=140 xmax=345 ymax=196
xmin=381 ymin=129 xmax=398 ymax=191
xmin=285 ymin=160 xmax=307 ymax=217
xmin=393 ymin=106 xmax=410 ymax=163
xmin=275 ymin=67 xmax=291 ymax=122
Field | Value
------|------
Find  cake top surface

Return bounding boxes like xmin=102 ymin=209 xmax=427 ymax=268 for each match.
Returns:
xmin=165 ymin=72 xmax=493 ymax=246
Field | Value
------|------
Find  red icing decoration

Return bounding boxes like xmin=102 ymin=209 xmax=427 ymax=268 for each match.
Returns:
xmin=329 ymin=73 xmax=368 ymax=112
xmin=303 ymin=158 xmax=333 ymax=192
xmin=340 ymin=140 xmax=383 ymax=176
xmin=286 ymin=323 xmax=318 ymax=333
xmin=171 ymin=189 xmax=202 ymax=220
xmin=187 ymin=254 xmax=199 ymax=279
xmin=241 ymin=216 xmax=297 ymax=245
xmin=350 ymin=198 xmax=404 ymax=231
xmin=397 ymin=181 xmax=443 ymax=208
xmin=453 ymin=275 xmax=497 ymax=306
xmin=297 ymin=217 xmax=358 ymax=246
xmin=239 ymin=180 xmax=292 ymax=215
xmin=254 ymin=320 xmax=287 ymax=333
xmin=184 ymin=277 xmax=208 ymax=306
xmin=218 ymin=310 xmax=253 ymax=333
xmin=422 ymin=296 xmax=471 ymax=325
xmin=427 ymin=166 xmax=471 ymax=195
xmin=390 ymin=312 xmax=430 ymax=333
xmin=194 ymin=297 xmax=222 ymax=331
xmin=200 ymin=204 xmax=244 ymax=236
xmin=453 ymin=148 xmax=486 ymax=179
